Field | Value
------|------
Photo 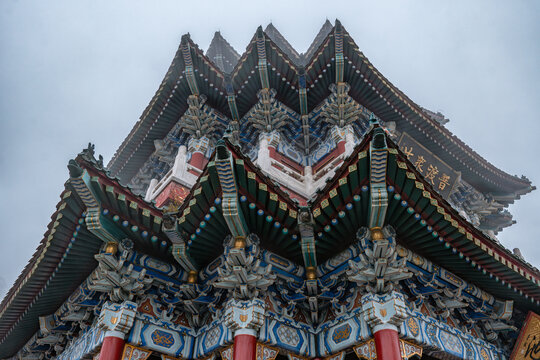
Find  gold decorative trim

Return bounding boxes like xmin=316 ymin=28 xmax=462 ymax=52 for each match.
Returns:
xmin=353 ymin=339 xmax=376 ymax=360
xmin=321 ymin=199 xmax=330 ymax=209
xmin=256 ymin=342 xmax=279 ymax=360
xmin=286 ymin=353 xmax=309 ymax=360
xmin=121 ymin=344 xmax=152 ymax=360
xmin=220 ymin=345 xmax=233 ymax=360
xmin=399 ymin=339 xmax=423 ymax=359
xmin=324 ymin=351 xmax=345 ymax=360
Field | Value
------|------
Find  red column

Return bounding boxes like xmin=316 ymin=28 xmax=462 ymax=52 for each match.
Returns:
xmin=233 ymin=329 xmax=257 ymax=360
xmin=189 ymin=152 xmax=206 ymax=170
xmin=336 ymin=139 xmax=346 ymax=154
xmin=373 ymin=326 xmax=401 ymax=360
xmin=99 ymin=331 xmax=126 ymax=360
xmin=267 ymin=145 xmax=277 ymax=159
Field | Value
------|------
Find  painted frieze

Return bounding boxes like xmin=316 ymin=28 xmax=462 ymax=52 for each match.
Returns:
xmin=56 ymin=325 xmax=105 ymax=360
xmin=129 ymin=320 xmax=193 ymax=358
xmin=401 ymin=310 xmax=506 ymax=360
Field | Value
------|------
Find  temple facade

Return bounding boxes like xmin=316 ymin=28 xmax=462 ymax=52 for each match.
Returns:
xmin=1 ymin=20 xmax=538 ymax=360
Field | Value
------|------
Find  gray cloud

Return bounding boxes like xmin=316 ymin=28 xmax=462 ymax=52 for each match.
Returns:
xmin=1 ymin=0 xmax=539 ymax=298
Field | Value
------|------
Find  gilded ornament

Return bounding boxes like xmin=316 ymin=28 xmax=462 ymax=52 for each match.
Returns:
xmin=104 ymin=242 xmax=118 ymax=255
xmin=234 ymin=236 xmax=246 ymax=249
xmin=306 ymin=266 xmax=317 ymax=280
xmin=370 ymin=227 xmax=384 ymax=241
xmin=187 ymin=270 xmax=198 ymax=284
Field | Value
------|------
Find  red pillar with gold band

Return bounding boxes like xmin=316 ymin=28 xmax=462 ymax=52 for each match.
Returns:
xmin=360 ymin=291 xmax=408 ymax=360
xmin=97 ymin=301 xmax=137 ymax=360
xmin=224 ymin=299 xmax=265 ymax=360
xmin=233 ymin=328 xmax=257 ymax=360
xmin=99 ymin=331 xmax=126 ymax=360
xmin=373 ymin=324 xmax=401 ymax=360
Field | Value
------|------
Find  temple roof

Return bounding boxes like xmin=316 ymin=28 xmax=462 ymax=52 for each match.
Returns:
xmin=3 ymin=20 xmax=538 ymax=358
xmin=0 ymin=149 xmax=171 ymax=357
xmin=169 ymin=128 xmax=540 ymax=309
xmin=2 ymin=128 xmax=539 ymax=356
xmin=107 ymin=20 xmax=533 ymax=201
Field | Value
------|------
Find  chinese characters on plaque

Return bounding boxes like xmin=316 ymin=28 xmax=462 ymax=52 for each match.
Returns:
xmin=398 ymin=132 xmax=460 ymax=199
xmin=511 ymin=312 xmax=540 ymax=360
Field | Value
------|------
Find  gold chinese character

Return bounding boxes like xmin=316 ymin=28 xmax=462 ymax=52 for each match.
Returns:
xmin=403 ymin=146 xmax=414 ymax=159
xmin=414 ymin=156 xmax=426 ymax=172
xmin=425 ymin=164 xmax=439 ymax=185
xmin=438 ymin=174 xmax=451 ymax=191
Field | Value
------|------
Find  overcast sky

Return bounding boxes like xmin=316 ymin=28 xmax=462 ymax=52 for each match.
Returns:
xmin=0 ymin=0 xmax=539 ymax=298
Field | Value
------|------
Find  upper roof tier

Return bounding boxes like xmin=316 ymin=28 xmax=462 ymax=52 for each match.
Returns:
xmin=107 ymin=20 xmax=533 ymax=200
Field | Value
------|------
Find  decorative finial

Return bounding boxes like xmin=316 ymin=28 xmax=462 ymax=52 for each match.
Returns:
xmin=77 ymin=142 xmax=104 ymax=169
xmin=79 ymin=142 xmax=97 ymax=163
xmin=97 ymin=155 xmax=104 ymax=168
xmin=181 ymin=33 xmax=190 ymax=43
xmin=369 ymin=112 xmax=380 ymax=126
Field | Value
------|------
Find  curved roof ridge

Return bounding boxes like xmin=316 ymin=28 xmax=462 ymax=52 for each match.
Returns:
xmin=337 ymin=24 xmax=533 ymax=194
